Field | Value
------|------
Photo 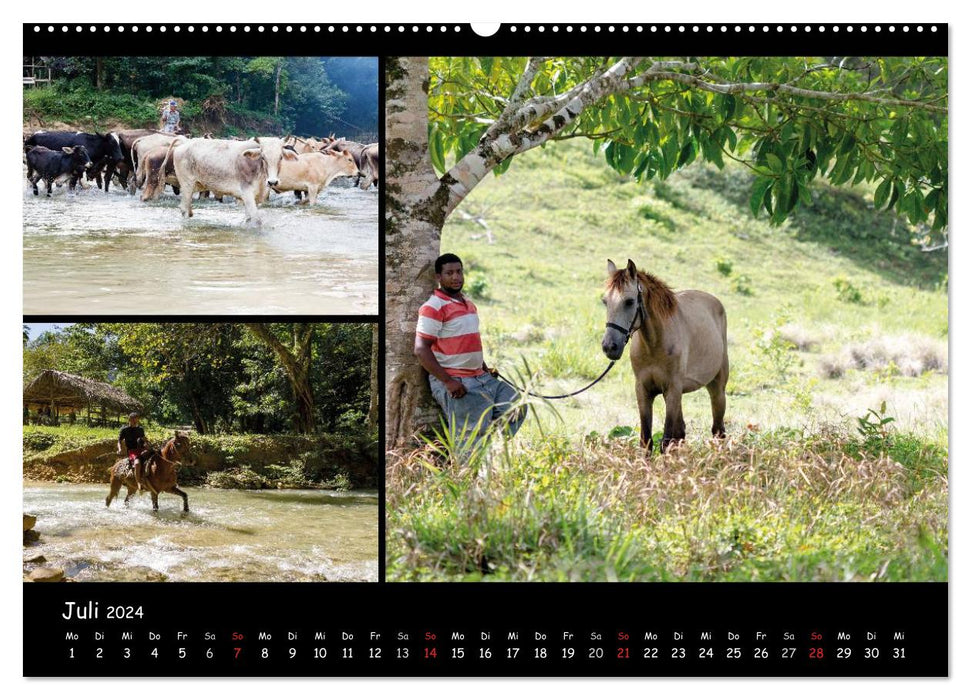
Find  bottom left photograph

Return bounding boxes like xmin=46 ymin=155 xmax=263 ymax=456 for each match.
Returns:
xmin=22 ymin=321 xmax=379 ymax=583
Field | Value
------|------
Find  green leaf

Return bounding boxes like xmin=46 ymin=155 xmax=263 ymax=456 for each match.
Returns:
xmin=661 ymin=137 xmax=679 ymax=176
xmin=492 ymin=158 xmax=513 ymax=176
xmin=888 ymin=180 xmax=902 ymax=210
xmin=873 ymin=178 xmax=892 ymax=210
xmin=840 ymin=131 xmax=857 ymax=154
xmin=721 ymin=94 xmax=736 ymax=120
xmin=750 ymin=177 xmax=773 ymax=218
xmin=905 ymin=188 xmax=926 ymax=223
xmin=428 ymin=128 xmax=445 ymax=174
xmin=765 ymin=153 xmax=784 ymax=174
xmin=676 ymin=139 xmax=696 ymax=168
xmin=797 ymin=179 xmax=813 ymax=207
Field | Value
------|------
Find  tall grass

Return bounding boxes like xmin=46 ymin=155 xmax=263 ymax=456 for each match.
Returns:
xmin=387 ymin=416 xmax=947 ymax=582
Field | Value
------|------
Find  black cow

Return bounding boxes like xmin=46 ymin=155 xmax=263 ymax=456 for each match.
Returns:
xmin=25 ymin=145 xmax=93 ymax=197
xmin=23 ymin=131 xmax=124 ymax=193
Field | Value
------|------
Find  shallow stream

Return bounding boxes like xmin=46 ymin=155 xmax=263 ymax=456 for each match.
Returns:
xmin=23 ymin=482 xmax=378 ymax=582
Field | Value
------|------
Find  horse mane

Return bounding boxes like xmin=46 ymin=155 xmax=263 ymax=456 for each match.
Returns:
xmin=607 ymin=269 xmax=678 ymax=320
xmin=160 ymin=434 xmax=189 ymax=462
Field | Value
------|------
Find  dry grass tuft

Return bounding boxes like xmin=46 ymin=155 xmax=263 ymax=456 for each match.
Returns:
xmin=820 ymin=334 xmax=947 ymax=379
xmin=777 ymin=322 xmax=821 ymax=352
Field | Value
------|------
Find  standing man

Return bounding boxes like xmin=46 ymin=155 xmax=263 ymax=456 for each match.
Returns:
xmin=414 ymin=253 xmax=526 ymax=459
xmin=117 ymin=413 xmax=154 ymax=494
xmin=159 ymin=100 xmax=181 ymax=134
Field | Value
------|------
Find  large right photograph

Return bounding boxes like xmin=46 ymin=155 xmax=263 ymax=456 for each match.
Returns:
xmin=384 ymin=56 xmax=948 ymax=583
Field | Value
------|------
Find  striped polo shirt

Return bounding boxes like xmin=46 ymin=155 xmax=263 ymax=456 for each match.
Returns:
xmin=416 ymin=289 xmax=486 ymax=377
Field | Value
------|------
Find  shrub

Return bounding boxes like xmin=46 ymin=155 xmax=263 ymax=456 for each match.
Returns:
xmin=466 ymin=276 xmax=489 ymax=299
xmin=833 ymin=276 xmax=865 ymax=304
xmin=715 ymin=257 xmax=734 ymax=277
xmin=733 ymin=274 xmax=753 ymax=296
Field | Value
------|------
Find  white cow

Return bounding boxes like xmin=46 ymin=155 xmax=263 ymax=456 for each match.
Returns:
xmin=166 ymin=137 xmax=297 ymax=224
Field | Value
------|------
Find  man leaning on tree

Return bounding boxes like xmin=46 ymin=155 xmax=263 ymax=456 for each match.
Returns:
xmin=413 ymin=253 xmax=526 ymax=458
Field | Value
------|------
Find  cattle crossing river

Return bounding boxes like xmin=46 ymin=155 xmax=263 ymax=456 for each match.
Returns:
xmin=22 ymin=178 xmax=378 ymax=315
xmin=24 ymin=482 xmax=379 ymax=582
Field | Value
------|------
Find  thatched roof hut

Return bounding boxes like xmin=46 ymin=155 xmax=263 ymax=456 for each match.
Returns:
xmin=23 ymin=370 xmax=142 ymax=416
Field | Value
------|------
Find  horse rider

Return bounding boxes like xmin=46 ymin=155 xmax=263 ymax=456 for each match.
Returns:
xmin=159 ymin=100 xmax=181 ymax=134
xmin=117 ymin=413 xmax=156 ymax=494
xmin=414 ymin=252 xmax=526 ymax=461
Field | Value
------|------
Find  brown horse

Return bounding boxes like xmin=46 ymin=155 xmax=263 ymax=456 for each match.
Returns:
xmin=105 ymin=432 xmax=191 ymax=512
xmin=602 ymin=259 xmax=729 ymax=453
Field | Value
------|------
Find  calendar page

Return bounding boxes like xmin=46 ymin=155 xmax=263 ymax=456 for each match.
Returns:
xmin=21 ymin=22 xmax=948 ymax=678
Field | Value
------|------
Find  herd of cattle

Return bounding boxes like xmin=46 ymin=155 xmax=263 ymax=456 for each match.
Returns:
xmin=23 ymin=129 xmax=379 ymax=224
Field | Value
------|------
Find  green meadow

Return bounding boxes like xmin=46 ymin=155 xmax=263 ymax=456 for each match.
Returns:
xmin=387 ymin=140 xmax=948 ymax=582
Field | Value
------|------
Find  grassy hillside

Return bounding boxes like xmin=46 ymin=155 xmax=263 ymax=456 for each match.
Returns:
xmin=387 ymin=139 xmax=948 ymax=583
xmin=443 ymin=140 xmax=946 ymax=439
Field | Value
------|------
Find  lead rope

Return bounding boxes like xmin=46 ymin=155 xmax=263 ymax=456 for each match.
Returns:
xmin=494 ymin=292 xmax=645 ymax=401
xmin=494 ymin=361 xmax=617 ymax=400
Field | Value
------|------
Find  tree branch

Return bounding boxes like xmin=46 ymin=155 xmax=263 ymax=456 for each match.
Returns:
xmin=643 ymin=71 xmax=948 ymax=113
xmin=482 ymin=57 xmax=550 ymax=143
xmin=441 ymin=57 xmax=642 ymax=217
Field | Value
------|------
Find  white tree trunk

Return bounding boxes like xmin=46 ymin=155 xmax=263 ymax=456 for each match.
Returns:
xmin=385 ymin=57 xmax=449 ymax=449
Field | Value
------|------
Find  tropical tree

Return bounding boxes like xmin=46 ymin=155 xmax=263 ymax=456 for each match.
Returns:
xmin=368 ymin=323 xmax=379 ymax=430
xmin=245 ymin=323 xmax=317 ymax=433
xmin=385 ymin=55 xmax=948 ymax=448
xmin=106 ymin=323 xmax=242 ymax=433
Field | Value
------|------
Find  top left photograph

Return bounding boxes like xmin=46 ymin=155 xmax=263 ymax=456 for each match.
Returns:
xmin=22 ymin=56 xmax=378 ymax=316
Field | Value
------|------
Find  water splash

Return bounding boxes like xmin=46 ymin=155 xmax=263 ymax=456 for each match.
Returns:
xmin=23 ymin=482 xmax=378 ymax=582
xmin=23 ymin=179 xmax=378 ymax=315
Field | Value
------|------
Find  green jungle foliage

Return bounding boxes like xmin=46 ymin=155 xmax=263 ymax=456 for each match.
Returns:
xmin=23 ymin=323 xmax=374 ymax=437
xmin=23 ymin=56 xmax=377 ymax=139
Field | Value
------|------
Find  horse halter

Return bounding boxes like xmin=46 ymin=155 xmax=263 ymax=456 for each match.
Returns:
xmin=605 ymin=284 xmax=646 ymax=346
xmin=492 ymin=285 xmax=646 ymax=402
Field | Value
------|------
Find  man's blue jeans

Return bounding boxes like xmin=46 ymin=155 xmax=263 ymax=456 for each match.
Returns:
xmin=428 ymin=373 xmax=526 ymax=457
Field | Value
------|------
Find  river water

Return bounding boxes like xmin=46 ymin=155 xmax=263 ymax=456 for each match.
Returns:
xmin=22 ymin=179 xmax=378 ymax=315
xmin=23 ymin=482 xmax=378 ymax=583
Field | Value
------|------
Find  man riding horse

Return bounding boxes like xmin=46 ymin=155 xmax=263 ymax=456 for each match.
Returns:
xmin=117 ymin=413 xmax=155 ymax=495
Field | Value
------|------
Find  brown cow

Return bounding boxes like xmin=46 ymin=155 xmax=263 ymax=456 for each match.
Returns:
xmin=359 ymin=143 xmax=379 ymax=190
xmin=323 ymin=139 xmax=379 ymax=190
xmin=115 ymin=129 xmax=157 ymax=190
xmin=273 ymin=150 xmax=361 ymax=204
xmin=129 ymin=133 xmax=185 ymax=194
xmin=283 ymin=135 xmax=324 ymax=154
xmin=139 ymin=145 xmax=182 ymax=201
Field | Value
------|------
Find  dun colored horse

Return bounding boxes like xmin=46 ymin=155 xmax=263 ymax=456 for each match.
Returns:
xmin=601 ymin=259 xmax=729 ymax=453
xmin=105 ymin=432 xmax=191 ymax=512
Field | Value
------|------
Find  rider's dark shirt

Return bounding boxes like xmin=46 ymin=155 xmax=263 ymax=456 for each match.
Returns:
xmin=119 ymin=425 xmax=146 ymax=451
